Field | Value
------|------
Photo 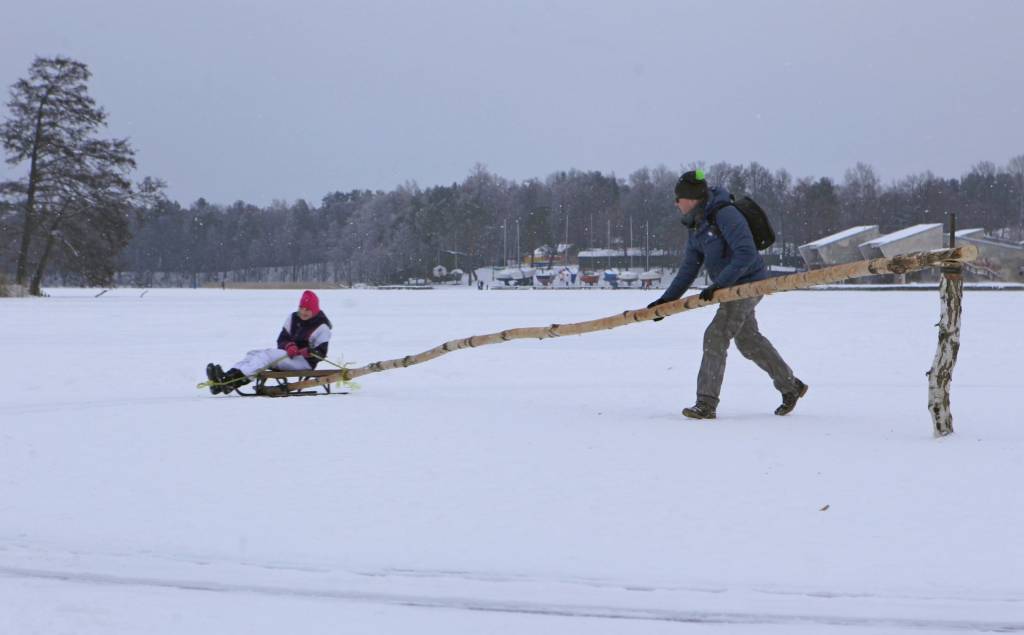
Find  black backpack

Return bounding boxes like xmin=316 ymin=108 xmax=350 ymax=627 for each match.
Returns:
xmin=708 ymin=195 xmax=776 ymax=250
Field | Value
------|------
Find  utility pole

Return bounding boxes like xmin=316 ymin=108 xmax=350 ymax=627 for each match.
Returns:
xmin=563 ymin=207 xmax=570 ymax=269
xmin=645 ymin=221 xmax=650 ymax=270
xmin=629 ymin=217 xmax=634 ymax=269
xmin=564 ymin=208 xmax=569 ymax=249
xmin=515 ymin=219 xmax=520 ymax=266
xmin=606 ymin=218 xmax=611 ymax=269
xmin=778 ymin=211 xmax=785 ymax=265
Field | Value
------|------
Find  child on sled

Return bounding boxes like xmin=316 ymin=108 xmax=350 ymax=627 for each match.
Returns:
xmin=206 ymin=290 xmax=333 ymax=394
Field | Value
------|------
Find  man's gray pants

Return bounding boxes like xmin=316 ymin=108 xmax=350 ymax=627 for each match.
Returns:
xmin=697 ymin=297 xmax=797 ymax=407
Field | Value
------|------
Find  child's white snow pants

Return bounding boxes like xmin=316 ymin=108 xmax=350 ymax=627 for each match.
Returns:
xmin=232 ymin=349 xmax=312 ymax=376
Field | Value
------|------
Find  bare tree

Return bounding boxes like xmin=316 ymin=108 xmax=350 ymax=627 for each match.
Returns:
xmin=27 ymin=137 xmax=139 ymax=293
xmin=1 ymin=56 xmax=136 ymax=293
xmin=840 ymin=162 xmax=881 ymax=227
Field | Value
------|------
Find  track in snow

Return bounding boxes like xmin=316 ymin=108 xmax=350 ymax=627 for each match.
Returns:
xmin=2 ymin=563 xmax=1021 ymax=633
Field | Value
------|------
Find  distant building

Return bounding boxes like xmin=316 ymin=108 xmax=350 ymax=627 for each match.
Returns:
xmin=528 ymin=244 xmax=577 ymax=267
xmin=955 ymin=230 xmax=1024 ymax=282
xmin=577 ymin=247 xmax=673 ymax=271
xmin=798 ymin=226 xmax=880 ymax=270
xmin=857 ymin=224 xmax=944 ymax=282
xmin=858 ymin=223 xmax=944 ymax=260
xmin=798 ymin=222 xmax=1024 ymax=283
xmin=953 ymin=228 xmax=985 ymax=241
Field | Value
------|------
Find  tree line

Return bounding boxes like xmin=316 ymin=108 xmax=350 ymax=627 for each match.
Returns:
xmin=116 ymin=158 xmax=1024 ymax=286
xmin=3 ymin=56 xmax=1024 ymax=291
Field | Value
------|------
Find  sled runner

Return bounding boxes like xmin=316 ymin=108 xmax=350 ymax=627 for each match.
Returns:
xmin=236 ymin=369 xmax=345 ymax=398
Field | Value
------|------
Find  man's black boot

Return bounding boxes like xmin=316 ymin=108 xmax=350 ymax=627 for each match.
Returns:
xmin=221 ymin=368 xmax=249 ymax=394
xmin=682 ymin=401 xmax=717 ymax=420
xmin=775 ymin=379 xmax=809 ymax=416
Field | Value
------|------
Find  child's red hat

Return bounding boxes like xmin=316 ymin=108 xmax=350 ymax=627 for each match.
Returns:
xmin=299 ymin=290 xmax=320 ymax=315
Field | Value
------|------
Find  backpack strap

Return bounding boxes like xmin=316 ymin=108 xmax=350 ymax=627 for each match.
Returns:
xmin=704 ymin=194 xmax=736 ymax=227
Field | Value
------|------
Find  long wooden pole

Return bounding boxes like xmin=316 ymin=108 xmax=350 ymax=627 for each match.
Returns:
xmin=291 ymin=246 xmax=977 ymax=391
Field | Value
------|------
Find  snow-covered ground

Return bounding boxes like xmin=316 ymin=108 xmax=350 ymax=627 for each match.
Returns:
xmin=2 ymin=287 xmax=1022 ymax=634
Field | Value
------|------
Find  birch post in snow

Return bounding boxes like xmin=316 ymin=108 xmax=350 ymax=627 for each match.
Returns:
xmin=927 ymin=245 xmax=965 ymax=437
xmin=291 ymin=246 xmax=977 ymax=393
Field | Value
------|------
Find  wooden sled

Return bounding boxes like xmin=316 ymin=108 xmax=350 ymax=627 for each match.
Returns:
xmin=236 ymin=370 xmax=345 ymax=398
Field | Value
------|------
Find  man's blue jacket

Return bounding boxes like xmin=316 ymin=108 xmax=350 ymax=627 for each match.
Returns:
xmin=660 ymin=186 xmax=769 ymax=301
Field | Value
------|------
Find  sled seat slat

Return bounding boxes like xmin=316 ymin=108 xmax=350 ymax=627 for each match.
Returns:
xmin=258 ymin=370 xmax=339 ymax=379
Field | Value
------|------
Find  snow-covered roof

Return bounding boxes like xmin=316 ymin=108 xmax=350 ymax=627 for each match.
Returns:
xmin=578 ymin=248 xmax=668 ymax=257
xmin=532 ymin=244 xmax=575 ymax=257
xmin=955 ymin=228 xmax=984 ymax=237
xmin=625 ymin=247 xmax=668 ymax=256
xmin=955 ymin=234 xmax=1024 ymax=252
xmin=860 ymin=223 xmax=942 ymax=247
xmin=801 ymin=226 xmax=878 ymax=249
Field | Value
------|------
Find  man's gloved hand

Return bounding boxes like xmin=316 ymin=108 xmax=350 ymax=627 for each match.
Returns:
xmin=297 ymin=347 xmax=310 ymax=358
xmin=284 ymin=342 xmax=300 ymax=357
xmin=646 ymin=297 xmax=670 ymax=322
xmin=699 ymin=285 xmax=719 ymax=302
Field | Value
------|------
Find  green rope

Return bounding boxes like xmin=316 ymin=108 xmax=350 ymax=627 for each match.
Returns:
xmin=309 ymin=352 xmax=361 ymax=391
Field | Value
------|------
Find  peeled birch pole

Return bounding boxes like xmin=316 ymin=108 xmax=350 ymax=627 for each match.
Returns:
xmin=292 ymin=245 xmax=977 ymax=392
xmin=927 ymin=261 xmax=965 ymax=437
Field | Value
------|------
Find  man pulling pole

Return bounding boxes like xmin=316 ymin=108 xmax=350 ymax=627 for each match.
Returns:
xmin=646 ymin=169 xmax=807 ymax=419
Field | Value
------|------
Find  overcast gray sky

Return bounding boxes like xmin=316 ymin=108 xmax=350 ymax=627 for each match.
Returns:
xmin=2 ymin=0 xmax=1022 ymax=205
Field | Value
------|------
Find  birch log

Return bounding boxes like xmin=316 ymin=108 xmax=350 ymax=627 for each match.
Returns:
xmin=288 ymin=245 xmax=977 ymax=392
xmin=927 ymin=263 xmax=964 ymax=437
